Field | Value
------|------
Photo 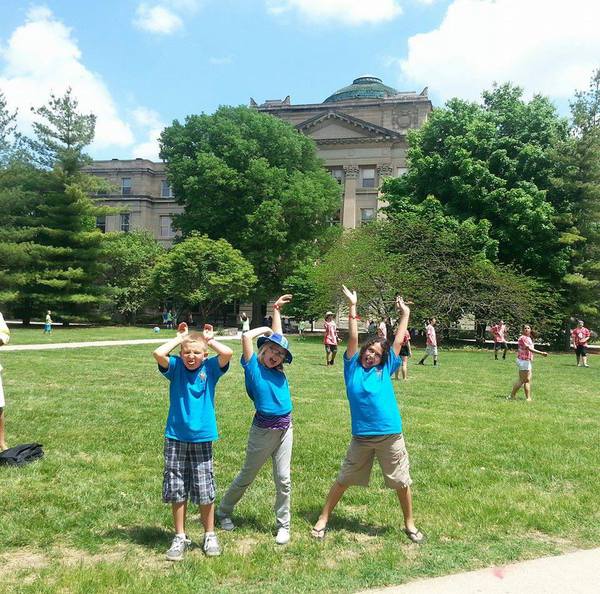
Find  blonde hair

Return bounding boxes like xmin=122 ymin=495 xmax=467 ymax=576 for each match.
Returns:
xmin=181 ymin=332 xmax=208 ymax=352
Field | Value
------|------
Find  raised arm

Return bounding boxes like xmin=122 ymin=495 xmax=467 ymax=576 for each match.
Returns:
xmin=342 ymin=285 xmax=358 ymax=358
xmin=203 ymin=326 xmax=234 ymax=368
xmin=271 ymin=294 xmax=292 ymax=334
xmin=153 ymin=326 xmax=188 ymax=368
xmin=241 ymin=326 xmax=273 ymax=363
xmin=392 ymin=296 xmax=410 ymax=356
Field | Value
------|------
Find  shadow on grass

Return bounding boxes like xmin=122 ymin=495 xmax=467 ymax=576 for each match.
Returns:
xmin=300 ymin=508 xmax=392 ymax=538
xmin=104 ymin=525 xmax=172 ymax=551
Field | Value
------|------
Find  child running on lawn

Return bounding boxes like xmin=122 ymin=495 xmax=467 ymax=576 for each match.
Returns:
xmin=153 ymin=323 xmax=233 ymax=560
xmin=311 ymin=286 xmax=425 ymax=544
xmin=217 ymin=295 xmax=294 ymax=545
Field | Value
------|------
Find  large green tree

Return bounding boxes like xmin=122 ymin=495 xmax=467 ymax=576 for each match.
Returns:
xmin=0 ymin=91 xmax=17 ymax=165
xmin=384 ymin=84 xmax=572 ymax=280
xmin=159 ymin=106 xmax=341 ymax=300
xmin=151 ymin=232 xmax=257 ymax=321
xmin=0 ymin=90 xmax=111 ymax=323
xmin=552 ymin=69 xmax=600 ymax=325
xmin=312 ymin=203 xmax=556 ymax=338
xmin=103 ymin=230 xmax=165 ymax=323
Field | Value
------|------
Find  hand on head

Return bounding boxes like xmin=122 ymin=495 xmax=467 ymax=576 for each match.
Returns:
xmin=275 ymin=294 xmax=293 ymax=309
xmin=342 ymin=285 xmax=357 ymax=305
xmin=203 ymin=323 xmax=214 ymax=341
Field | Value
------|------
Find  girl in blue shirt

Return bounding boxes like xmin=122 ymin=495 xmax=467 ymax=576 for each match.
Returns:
xmin=217 ymin=294 xmax=294 ymax=545
xmin=311 ymin=286 xmax=425 ymax=544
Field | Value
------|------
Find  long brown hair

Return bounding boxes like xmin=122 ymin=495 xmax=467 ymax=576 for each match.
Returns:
xmin=359 ymin=337 xmax=390 ymax=367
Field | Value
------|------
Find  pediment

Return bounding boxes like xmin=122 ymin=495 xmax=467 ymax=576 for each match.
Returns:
xmin=296 ymin=110 xmax=402 ymax=142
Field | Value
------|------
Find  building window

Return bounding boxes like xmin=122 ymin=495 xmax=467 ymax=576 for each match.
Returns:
xmin=96 ymin=216 xmax=106 ymax=233
xmin=160 ymin=215 xmax=174 ymax=237
xmin=360 ymin=167 xmax=376 ymax=188
xmin=161 ymin=180 xmax=173 ymax=198
xmin=120 ymin=213 xmax=130 ymax=232
xmin=360 ymin=208 xmax=376 ymax=225
xmin=396 ymin=167 xmax=408 ymax=177
xmin=329 ymin=168 xmax=344 ymax=185
xmin=121 ymin=177 xmax=132 ymax=195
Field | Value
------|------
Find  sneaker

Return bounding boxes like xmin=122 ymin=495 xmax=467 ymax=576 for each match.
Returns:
xmin=275 ymin=527 xmax=290 ymax=545
xmin=583 ymin=364 xmax=590 ymax=368
xmin=218 ymin=515 xmax=235 ymax=531
xmin=203 ymin=532 xmax=222 ymax=557
xmin=166 ymin=534 xmax=191 ymax=561
xmin=418 ymin=360 xmax=425 ymax=365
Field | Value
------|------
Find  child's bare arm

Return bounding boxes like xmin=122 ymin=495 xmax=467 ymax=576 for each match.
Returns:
xmin=241 ymin=326 xmax=272 ymax=363
xmin=342 ymin=285 xmax=358 ymax=357
xmin=392 ymin=297 xmax=410 ymax=356
xmin=153 ymin=331 xmax=186 ymax=368
xmin=271 ymin=294 xmax=292 ymax=334
xmin=203 ymin=326 xmax=233 ymax=368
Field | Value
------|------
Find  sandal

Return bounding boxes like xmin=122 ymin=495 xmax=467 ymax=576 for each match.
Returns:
xmin=403 ymin=528 xmax=426 ymax=544
xmin=310 ymin=526 xmax=327 ymax=540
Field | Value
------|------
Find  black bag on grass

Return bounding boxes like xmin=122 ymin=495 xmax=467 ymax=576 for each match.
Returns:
xmin=0 ymin=443 xmax=44 ymax=467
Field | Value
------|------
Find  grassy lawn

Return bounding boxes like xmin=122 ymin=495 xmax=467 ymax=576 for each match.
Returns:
xmin=4 ymin=326 xmax=165 ymax=345
xmin=0 ymin=337 xmax=598 ymax=593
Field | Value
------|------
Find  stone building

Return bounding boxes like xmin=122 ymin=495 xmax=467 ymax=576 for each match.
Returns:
xmin=253 ymin=75 xmax=432 ymax=228
xmin=85 ymin=75 xmax=431 ymax=244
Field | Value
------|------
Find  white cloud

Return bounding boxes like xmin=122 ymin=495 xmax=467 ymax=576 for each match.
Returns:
xmin=0 ymin=6 xmax=134 ymax=151
xmin=133 ymin=3 xmax=183 ymax=35
xmin=266 ymin=0 xmax=402 ymax=25
xmin=131 ymin=107 xmax=165 ymax=160
xmin=399 ymin=0 xmax=600 ymax=103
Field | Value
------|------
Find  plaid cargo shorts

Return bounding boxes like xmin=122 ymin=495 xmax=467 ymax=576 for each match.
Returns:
xmin=163 ymin=438 xmax=216 ymax=505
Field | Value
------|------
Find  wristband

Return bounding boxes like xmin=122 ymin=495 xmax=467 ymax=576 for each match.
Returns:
xmin=273 ymin=304 xmax=281 ymax=310
xmin=349 ymin=315 xmax=358 ymax=320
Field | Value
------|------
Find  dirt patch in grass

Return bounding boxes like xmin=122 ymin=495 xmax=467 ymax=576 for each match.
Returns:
xmin=526 ymin=530 xmax=578 ymax=552
xmin=0 ymin=543 xmax=168 ymax=577
xmin=233 ymin=537 xmax=260 ymax=556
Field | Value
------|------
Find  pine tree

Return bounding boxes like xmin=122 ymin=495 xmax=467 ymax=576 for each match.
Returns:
xmin=0 ymin=89 xmax=111 ymax=324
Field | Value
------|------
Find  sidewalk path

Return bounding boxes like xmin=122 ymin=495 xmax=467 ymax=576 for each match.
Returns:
xmin=1 ymin=335 xmax=241 ymax=352
xmin=358 ymin=547 xmax=600 ymax=594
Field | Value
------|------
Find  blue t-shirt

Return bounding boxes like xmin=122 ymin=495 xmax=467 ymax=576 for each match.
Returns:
xmin=343 ymin=350 xmax=402 ymax=436
xmin=241 ymin=353 xmax=292 ymax=416
xmin=159 ymin=355 xmax=229 ymax=442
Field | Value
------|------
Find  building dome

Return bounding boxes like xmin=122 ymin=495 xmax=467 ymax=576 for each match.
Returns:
xmin=323 ymin=76 xmax=399 ymax=103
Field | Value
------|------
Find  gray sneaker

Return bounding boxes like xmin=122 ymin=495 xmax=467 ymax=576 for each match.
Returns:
xmin=217 ymin=515 xmax=235 ymax=531
xmin=203 ymin=532 xmax=222 ymax=557
xmin=166 ymin=534 xmax=191 ymax=561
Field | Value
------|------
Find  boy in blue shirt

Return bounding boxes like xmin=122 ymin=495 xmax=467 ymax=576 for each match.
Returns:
xmin=153 ymin=324 xmax=233 ymax=560
xmin=311 ymin=286 xmax=425 ymax=544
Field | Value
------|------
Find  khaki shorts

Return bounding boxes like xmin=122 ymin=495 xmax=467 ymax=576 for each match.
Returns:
xmin=426 ymin=345 xmax=438 ymax=356
xmin=337 ymin=434 xmax=412 ymax=489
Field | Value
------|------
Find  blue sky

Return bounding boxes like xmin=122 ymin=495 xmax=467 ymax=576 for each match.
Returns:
xmin=1 ymin=0 xmax=599 ymax=160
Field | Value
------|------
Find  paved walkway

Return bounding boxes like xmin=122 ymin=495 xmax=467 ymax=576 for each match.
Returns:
xmin=359 ymin=547 xmax=600 ymax=594
xmin=1 ymin=335 xmax=241 ymax=352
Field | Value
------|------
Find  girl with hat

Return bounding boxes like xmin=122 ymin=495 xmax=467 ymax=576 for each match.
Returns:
xmin=217 ymin=294 xmax=294 ymax=545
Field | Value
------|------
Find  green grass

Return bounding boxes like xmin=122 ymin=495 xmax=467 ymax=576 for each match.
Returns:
xmin=5 ymin=326 xmax=164 ymax=345
xmin=0 ymin=336 xmax=599 ymax=593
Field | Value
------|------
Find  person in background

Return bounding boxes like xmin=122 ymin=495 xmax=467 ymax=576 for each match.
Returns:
xmin=508 ymin=324 xmax=548 ymax=402
xmin=490 ymin=319 xmax=508 ymax=360
xmin=324 ymin=311 xmax=339 ymax=366
xmin=43 ymin=310 xmax=53 ymax=334
xmin=571 ymin=320 xmax=591 ymax=367
xmin=418 ymin=318 xmax=438 ymax=366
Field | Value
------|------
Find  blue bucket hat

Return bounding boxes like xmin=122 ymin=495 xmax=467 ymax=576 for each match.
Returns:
xmin=257 ymin=333 xmax=293 ymax=364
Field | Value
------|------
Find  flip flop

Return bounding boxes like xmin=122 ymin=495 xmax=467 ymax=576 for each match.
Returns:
xmin=403 ymin=528 xmax=426 ymax=544
xmin=310 ymin=526 xmax=327 ymax=540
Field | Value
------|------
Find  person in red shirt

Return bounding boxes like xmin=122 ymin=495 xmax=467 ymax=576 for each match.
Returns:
xmin=570 ymin=320 xmax=591 ymax=367
xmin=490 ymin=319 xmax=508 ymax=360
xmin=508 ymin=324 xmax=548 ymax=402
xmin=323 ymin=311 xmax=339 ymax=366
xmin=418 ymin=318 xmax=438 ymax=366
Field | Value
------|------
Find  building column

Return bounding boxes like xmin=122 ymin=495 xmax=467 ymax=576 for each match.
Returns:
xmin=377 ymin=163 xmax=394 ymax=217
xmin=342 ymin=165 xmax=359 ymax=229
